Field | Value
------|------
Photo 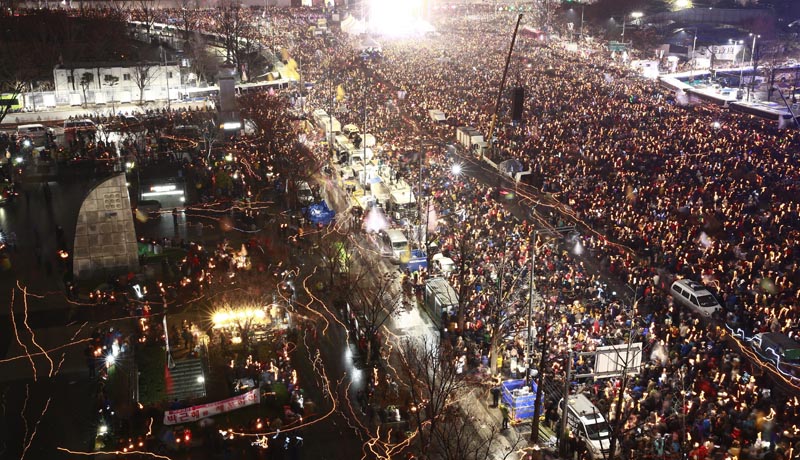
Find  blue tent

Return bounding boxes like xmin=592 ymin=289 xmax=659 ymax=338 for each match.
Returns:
xmin=304 ymin=201 xmax=336 ymax=226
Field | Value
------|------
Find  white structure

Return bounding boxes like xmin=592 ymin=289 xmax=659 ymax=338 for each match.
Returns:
xmin=53 ymin=62 xmax=181 ymax=107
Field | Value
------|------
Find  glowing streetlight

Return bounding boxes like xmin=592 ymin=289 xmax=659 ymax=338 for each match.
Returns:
xmin=621 ymin=12 xmax=643 ymax=38
xmin=673 ymin=0 xmax=692 ymax=9
xmin=451 ymin=163 xmax=462 ymax=176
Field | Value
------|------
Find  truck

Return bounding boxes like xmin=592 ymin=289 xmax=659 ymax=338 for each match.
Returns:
xmin=751 ymin=332 xmax=800 ymax=375
xmin=558 ymin=394 xmax=619 ymax=460
xmin=389 ymin=189 xmax=416 ymax=222
xmin=424 ymin=277 xmax=459 ymax=327
xmin=348 ymin=146 xmax=373 ymax=165
xmin=312 ymin=109 xmax=341 ymax=135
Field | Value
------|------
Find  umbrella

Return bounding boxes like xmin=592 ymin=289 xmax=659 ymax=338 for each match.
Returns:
xmin=368 ymin=176 xmax=382 ymax=184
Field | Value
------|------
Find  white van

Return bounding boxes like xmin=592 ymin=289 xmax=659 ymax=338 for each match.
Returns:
xmin=559 ymin=394 xmax=618 ymax=460
xmin=296 ymin=181 xmax=314 ymax=206
xmin=431 ymin=253 xmax=455 ymax=274
xmin=670 ymin=279 xmax=723 ymax=317
xmin=16 ymin=124 xmax=49 ymax=145
xmin=380 ymin=228 xmax=410 ymax=264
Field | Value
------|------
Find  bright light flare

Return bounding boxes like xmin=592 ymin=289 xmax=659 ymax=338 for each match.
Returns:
xmin=673 ymin=0 xmax=692 ymax=10
xmin=369 ymin=0 xmax=434 ymax=37
xmin=212 ymin=307 xmax=267 ymax=329
xmin=364 ymin=207 xmax=388 ymax=233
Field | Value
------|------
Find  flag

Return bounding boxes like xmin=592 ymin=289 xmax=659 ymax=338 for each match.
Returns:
xmin=135 ymin=208 xmax=149 ymax=222
xmin=336 ymin=84 xmax=346 ymax=102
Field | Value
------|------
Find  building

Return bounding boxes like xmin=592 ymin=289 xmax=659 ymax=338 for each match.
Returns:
xmin=52 ymin=62 xmax=181 ymax=107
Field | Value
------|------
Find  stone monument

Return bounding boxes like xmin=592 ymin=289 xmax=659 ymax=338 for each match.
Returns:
xmin=72 ymin=173 xmax=139 ymax=279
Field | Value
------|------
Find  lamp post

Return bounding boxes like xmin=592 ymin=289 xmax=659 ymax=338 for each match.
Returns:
xmin=748 ymin=33 xmax=760 ymax=101
xmin=749 ymin=33 xmax=760 ymax=69
xmin=689 ymin=28 xmax=698 ymax=81
xmin=620 ymin=12 xmax=642 ymax=44
xmin=731 ymin=39 xmax=745 ymax=90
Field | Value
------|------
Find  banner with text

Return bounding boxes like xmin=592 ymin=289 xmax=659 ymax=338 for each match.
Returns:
xmin=164 ymin=389 xmax=260 ymax=425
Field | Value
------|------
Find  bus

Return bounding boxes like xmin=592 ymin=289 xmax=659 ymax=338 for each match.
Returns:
xmin=0 ymin=93 xmax=23 ymax=113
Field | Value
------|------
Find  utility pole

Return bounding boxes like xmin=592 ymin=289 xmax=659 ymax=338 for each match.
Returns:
xmin=529 ymin=225 xmax=576 ymax=443
xmin=486 ymin=13 xmax=523 ymax=161
xmin=607 ymin=292 xmax=640 ymax=460
xmin=558 ymin=345 xmax=573 ymax=456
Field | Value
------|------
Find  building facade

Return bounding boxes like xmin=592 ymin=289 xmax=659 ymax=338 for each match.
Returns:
xmin=53 ymin=62 xmax=181 ymax=107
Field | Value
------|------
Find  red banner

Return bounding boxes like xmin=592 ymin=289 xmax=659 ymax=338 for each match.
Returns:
xmin=163 ymin=389 xmax=260 ymax=425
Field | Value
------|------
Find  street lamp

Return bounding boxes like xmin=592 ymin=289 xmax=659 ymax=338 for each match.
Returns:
xmin=689 ymin=28 xmax=698 ymax=82
xmin=748 ymin=33 xmax=760 ymax=101
xmin=749 ymin=33 xmax=760 ymax=69
xmin=622 ymin=12 xmax=643 ymax=40
xmin=729 ymin=39 xmax=745 ymax=89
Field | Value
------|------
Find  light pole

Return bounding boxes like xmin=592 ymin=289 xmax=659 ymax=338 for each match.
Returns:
xmin=749 ymin=33 xmax=760 ymax=69
xmin=620 ymin=12 xmax=642 ymax=43
xmin=748 ymin=33 xmax=760 ymax=101
xmin=731 ymin=39 xmax=745 ymax=90
xmin=689 ymin=28 xmax=698 ymax=81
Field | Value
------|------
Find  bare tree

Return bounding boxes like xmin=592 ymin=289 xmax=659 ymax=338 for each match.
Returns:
xmin=213 ymin=289 xmax=267 ymax=353
xmin=177 ymin=0 xmax=197 ymax=41
xmin=137 ymin=0 xmax=160 ymax=38
xmin=186 ymin=33 xmax=219 ymax=84
xmin=218 ymin=0 xmax=245 ymax=66
xmin=349 ymin=269 xmax=400 ymax=364
xmin=105 ymin=75 xmax=120 ymax=115
xmin=430 ymin=405 xmax=522 ymax=460
xmin=132 ymin=63 xmax=156 ymax=105
xmin=317 ymin=230 xmax=359 ymax=289
xmin=0 ymin=21 xmax=48 ymax=123
xmin=79 ymin=71 xmax=94 ymax=108
xmin=239 ymin=92 xmax=322 ymax=206
xmin=399 ymin=336 xmax=468 ymax=457
xmin=217 ymin=0 xmax=258 ymax=78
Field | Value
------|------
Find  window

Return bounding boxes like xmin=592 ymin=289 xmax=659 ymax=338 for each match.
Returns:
xmin=123 ymin=74 xmax=131 ymax=81
xmin=168 ymin=72 xmax=173 ymax=79
xmin=67 ymin=76 xmax=74 ymax=84
xmin=690 ymin=295 xmax=699 ymax=306
xmin=104 ymin=75 xmax=116 ymax=82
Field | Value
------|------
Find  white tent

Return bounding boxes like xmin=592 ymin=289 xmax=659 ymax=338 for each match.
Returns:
xmin=359 ymin=36 xmax=382 ymax=53
xmin=340 ymin=15 xmax=365 ymax=36
xmin=428 ymin=109 xmax=446 ymax=122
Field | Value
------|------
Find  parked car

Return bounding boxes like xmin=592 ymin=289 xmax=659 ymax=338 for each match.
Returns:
xmin=670 ymin=279 xmax=723 ymax=317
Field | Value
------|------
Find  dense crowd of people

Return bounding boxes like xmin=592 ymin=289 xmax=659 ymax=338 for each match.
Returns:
xmin=265 ymin=5 xmax=800 ymax=459
xmin=10 ymin=3 xmax=799 ymax=459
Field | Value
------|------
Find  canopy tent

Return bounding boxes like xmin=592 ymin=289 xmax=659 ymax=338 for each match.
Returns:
xmin=358 ymin=36 xmax=382 ymax=53
xmin=340 ymin=15 xmax=366 ymax=35
xmin=428 ymin=109 xmax=446 ymax=122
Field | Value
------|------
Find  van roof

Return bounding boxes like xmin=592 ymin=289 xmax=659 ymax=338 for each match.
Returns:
xmin=672 ymin=279 xmax=712 ymax=295
xmin=17 ymin=124 xmax=45 ymax=129
xmin=385 ymin=228 xmax=407 ymax=241
xmin=567 ymin=394 xmax=605 ymax=419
